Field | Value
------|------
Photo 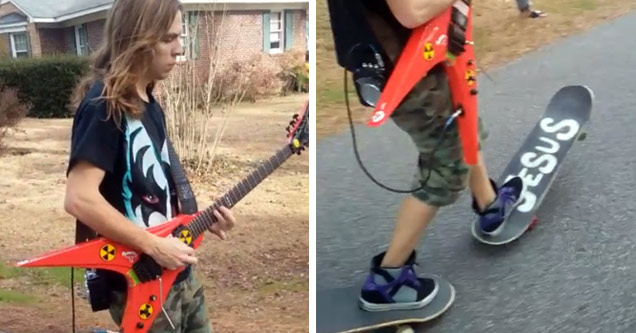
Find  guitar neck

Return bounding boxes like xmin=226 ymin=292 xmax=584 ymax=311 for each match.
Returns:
xmin=186 ymin=145 xmax=294 ymax=239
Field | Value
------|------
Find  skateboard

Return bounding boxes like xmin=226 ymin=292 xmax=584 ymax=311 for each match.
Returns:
xmin=316 ymin=275 xmax=455 ymax=333
xmin=472 ymin=85 xmax=594 ymax=245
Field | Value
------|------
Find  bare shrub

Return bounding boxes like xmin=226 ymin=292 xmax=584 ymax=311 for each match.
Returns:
xmin=158 ymin=6 xmax=253 ymax=176
xmin=0 ymin=85 xmax=29 ymax=153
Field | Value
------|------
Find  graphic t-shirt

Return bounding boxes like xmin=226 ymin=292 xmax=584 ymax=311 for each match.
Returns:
xmin=68 ymin=79 xmax=178 ymax=229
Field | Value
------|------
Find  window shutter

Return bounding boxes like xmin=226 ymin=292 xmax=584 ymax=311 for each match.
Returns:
xmin=66 ymin=27 xmax=75 ymax=54
xmin=262 ymin=11 xmax=270 ymax=52
xmin=81 ymin=24 xmax=89 ymax=55
xmin=284 ymin=10 xmax=294 ymax=51
xmin=25 ymin=32 xmax=32 ymax=57
xmin=188 ymin=11 xmax=200 ymax=60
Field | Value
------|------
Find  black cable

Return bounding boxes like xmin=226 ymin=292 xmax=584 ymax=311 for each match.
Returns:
xmin=71 ymin=267 xmax=76 ymax=333
xmin=343 ymin=68 xmax=459 ymax=193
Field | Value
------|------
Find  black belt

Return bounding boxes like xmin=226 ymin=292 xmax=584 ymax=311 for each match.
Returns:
xmin=174 ymin=264 xmax=192 ymax=284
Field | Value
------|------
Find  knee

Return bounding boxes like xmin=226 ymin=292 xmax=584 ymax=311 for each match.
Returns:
xmin=411 ymin=160 xmax=470 ymax=207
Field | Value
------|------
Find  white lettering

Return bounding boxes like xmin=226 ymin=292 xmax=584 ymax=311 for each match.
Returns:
xmin=517 ymin=190 xmax=537 ymax=213
xmin=436 ymin=34 xmax=448 ymax=46
xmin=504 ymin=118 xmax=580 ymax=214
xmin=518 ymin=168 xmax=543 ymax=187
xmin=520 ymin=152 xmax=558 ymax=174
xmin=539 ymin=118 xmax=580 ymax=141
xmin=505 ymin=170 xmax=539 ymax=213
xmin=371 ymin=111 xmax=385 ymax=123
xmin=122 ymin=251 xmax=138 ymax=263
xmin=536 ymin=137 xmax=560 ymax=154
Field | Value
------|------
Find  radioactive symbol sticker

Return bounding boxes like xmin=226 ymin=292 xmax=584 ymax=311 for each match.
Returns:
xmin=465 ymin=69 xmax=476 ymax=86
xmin=139 ymin=303 xmax=153 ymax=319
xmin=179 ymin=229 xmax=193 ymax=246
xmin=423 ymin=43 xmax=435 ymax=61
xmin=100 ymin=244 xmax=116 ymax=261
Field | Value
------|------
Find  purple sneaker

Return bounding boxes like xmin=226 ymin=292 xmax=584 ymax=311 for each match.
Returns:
xmin=359 ymin=251 xmax=438 ymax=311
xmin=473 ymin=176 xmax=526 ymax=236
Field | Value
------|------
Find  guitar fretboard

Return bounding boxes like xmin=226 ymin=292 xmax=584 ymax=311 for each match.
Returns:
xmin=187 ymin=145 xmax=293 ymax=239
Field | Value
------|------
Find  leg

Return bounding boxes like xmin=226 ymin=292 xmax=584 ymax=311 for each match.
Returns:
xmin=516 ymin=0 xmax=530 ymax=11
xmin=380 ymin=196 xmax=438 ymax=267
xmin=468 ymin=152 xmax=497 ymax=212
xmin=516 ymin=0 xmax=546 ymax=18
xmin=469 ymin=130 xmax=526 ymax=235
xmin=381 ymin=135 xmax=494 ymax=268
xmin=359 ymin=69 xmax=473 ymax=311
xmin=180 ymin=271 xmax=213 ymax=333
xmin=109 ymin=283 xmax=184 ymax=333
xmin=380 ymin=69 xmax=471 ymax=268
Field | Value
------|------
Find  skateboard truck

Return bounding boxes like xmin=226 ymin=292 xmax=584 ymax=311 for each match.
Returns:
xmin=527 ymin=216 xmax=539 ymax=231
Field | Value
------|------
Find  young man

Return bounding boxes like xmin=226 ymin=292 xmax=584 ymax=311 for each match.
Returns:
xmin=329 ymin=0 xmax=526 ymax=311
xmin=65 ymin=0 xmax=234 ymax=331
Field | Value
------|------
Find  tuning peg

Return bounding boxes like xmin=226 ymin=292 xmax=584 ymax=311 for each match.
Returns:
xmin=293 ymin=113 xmax=299 ymax=119
xmin=286 ymin=126 xmax=290 ymax=132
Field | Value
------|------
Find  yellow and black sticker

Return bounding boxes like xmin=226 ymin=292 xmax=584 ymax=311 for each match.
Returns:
xmin=179 ymin=229 xmax=193 ymax=246
xmin=465 ymin=69 xmax=476 ymax=86
xmin=100 ymin=244 xmax=116 ymax=261
xmin=139 ymin=303 xmax=153 ymax=319
xmin=423 ymin=43 xmax=435 ymax=61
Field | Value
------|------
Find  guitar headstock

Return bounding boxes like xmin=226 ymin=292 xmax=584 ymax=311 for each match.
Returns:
xmin=286 ymin=100 xmax=309 ymax=155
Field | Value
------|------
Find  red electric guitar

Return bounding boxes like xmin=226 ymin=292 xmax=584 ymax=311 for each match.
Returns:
xmin=368 ymin=0 xmax=479 ymax=165
xmin=16 ymin=100 xmax=309 ymax=332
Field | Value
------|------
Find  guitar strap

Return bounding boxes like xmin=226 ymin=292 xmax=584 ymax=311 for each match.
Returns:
xmin=166 ymin=138 xmax=198 ymax=215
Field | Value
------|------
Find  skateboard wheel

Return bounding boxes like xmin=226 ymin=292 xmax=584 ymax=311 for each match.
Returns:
xmin=527 ymin=216 xmax=538 ymax=231
xmin=396 ymin=325 xmax=415 ymax=333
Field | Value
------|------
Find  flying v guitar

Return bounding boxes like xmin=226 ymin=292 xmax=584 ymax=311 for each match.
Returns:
xmin=16 ymin=100 xmax=309 ymax=332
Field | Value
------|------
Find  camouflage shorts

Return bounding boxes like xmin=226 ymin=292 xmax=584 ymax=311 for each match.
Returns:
xmin=390 ymin=68 xmax=488 ymax=207
xmin=109 ymin=271 xmax=211 ymax=333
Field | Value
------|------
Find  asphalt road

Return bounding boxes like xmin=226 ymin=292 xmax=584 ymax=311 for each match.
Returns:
xmin=317 ymin=10 xmax=636 ymax=332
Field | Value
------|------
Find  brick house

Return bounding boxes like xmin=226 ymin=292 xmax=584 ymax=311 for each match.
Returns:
xmin=0 ymin=0 xmax=308 ymax=71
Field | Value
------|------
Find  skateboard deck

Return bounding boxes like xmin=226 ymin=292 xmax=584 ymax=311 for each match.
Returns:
xmin=316 ymin=275 xmax=455 ymax=333
xmin=472 ymin=85 xmax=594 ymax=245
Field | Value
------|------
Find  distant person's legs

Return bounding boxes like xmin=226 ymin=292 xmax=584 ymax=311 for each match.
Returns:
xmin=516 ymin=0 xmax=546 ymax=18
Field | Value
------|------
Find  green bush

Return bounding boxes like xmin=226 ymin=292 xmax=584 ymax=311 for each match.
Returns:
xmin=0 ymin=55 xmax=90 ymax=118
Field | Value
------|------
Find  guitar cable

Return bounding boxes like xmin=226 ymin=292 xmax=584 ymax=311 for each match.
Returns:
xmin=71 ymin=267 xmax=76 ymax=333
xmin=343 ymin=68 xmax=460 ymax=194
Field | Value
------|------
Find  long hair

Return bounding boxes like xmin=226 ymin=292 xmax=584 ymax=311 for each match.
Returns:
xmin=72 ymin=0 xmax=182 ymax=126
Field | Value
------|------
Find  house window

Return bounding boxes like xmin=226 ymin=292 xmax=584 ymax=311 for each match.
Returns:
xmin=75 ymin=24 xmax=89 ymax=56
xmin=177 ymin=12 xmax=188 ymax=62
xmin=269 ymin=11 xmax=284 ymax=53
xmin=10 ymin=32 xmax=28 ymax=58
xmin=306 ymin=15 xmax=308 ymax=51
xmin=178 ymin=11 xmax=198 ymax=62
